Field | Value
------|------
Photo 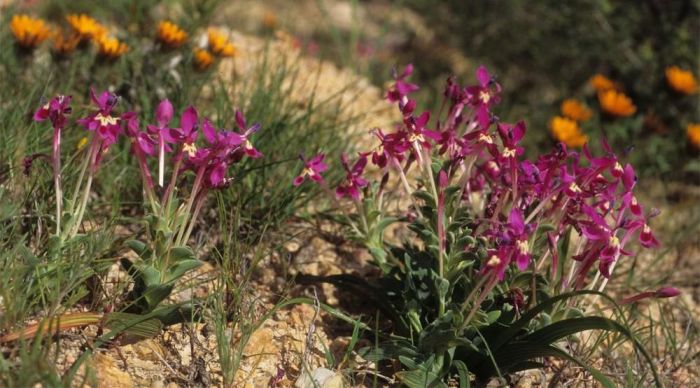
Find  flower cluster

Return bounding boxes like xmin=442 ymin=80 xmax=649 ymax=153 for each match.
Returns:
xmin=191 ymin=28 xmax=237 ymax=71
xmin=66 ymin=14 xmax=127 ymax=59
xmin=31 ymin=88 xmax=262 ymax=243
xmin=588 ymin=73 xmax=637 ymax=117
xmin=578 ymin=70 xmax=699 ymax=150
xmin=7 ymin=13 xmax=237 ymax=69
xmin=297 ymin=64 xmax=659 ymax=294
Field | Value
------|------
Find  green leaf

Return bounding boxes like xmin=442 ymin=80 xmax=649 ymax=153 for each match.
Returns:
xmin=103 ymin=312 xmax=163 ymax=338
xmin=491 ymin=342 xmax=616 ymax=388
xmin=396 ymin=355 xmax=446 ymax=388
xmin=142 ymin=284 xmax=173 ymax=310
xmin=165 ymin=259 xmax=203 ymax=283
xmin=375 ymin=216 xmax=399 ymax=234
xmin=126 ymin=239 xmax=148 ymax=256
xmin=453 ymin=360 xmax=470 ymax=388
xmin=168 ymin=246 xmax=196 ymax=262
xmin=141 ymin=265 xmax=162 ymax=287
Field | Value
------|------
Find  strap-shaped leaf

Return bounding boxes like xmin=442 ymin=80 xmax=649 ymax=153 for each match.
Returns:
xmin=477 ymin=291 xmax=661 ymax=387
xmin=103 ymin=312 xmax=163 ymax=338
xmin=522 ymin=316 xmax=624 ymax=345
xmin=486 ymin=291 xmax=609 ymax=352
xmin=491 ymin=342 xmax=616 ymax=388
xmin=453 ymin=360 xmax=470 ymax=388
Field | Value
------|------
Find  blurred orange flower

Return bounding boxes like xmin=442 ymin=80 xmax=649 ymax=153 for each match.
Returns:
xmin=208 ymin=28 xmax=236 ymax=57
xmin=66 ymin=14 xmax=107 ymax=41
xmin=95 ymin=35 xmax=128 ymax=59
xmin=157 ymin=21 xmax=188 ymax=48
xmin=262 ymin=11 xmax=278 ymax=29
xmin=549 ymin=116 xmax=588 ymax=148
xmin=589 ymin=74 xmax=617 ymax=93
xmin=52 ymin=29 xmax=81 ymax=55
xmin=560 ymin=99 xmax=592 ymax=122
xmin=193 ymin=48 xmax=214 ymax=70
xmin=665 ymin=66 xmax=698 ymax=95
xmin=687 ymin=124 xmax=700 ymax=149
xmin=10 ymin=14 xmax=51 ymax=48
xmin=598 ymin=90 xmax=636 ymax=117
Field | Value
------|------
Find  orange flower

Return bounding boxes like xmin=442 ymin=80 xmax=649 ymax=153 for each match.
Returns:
xmin=10 ymin=14 xmax=51 ymax=48
xmin=207 ymin=28 xmax=236 ymax=57
xmin=95 ymin=35 xmax=128 ymax=59
xmin=687 ymin=123 xmax=700 ymax=149
xmin=157 ymin=21 xmax=188 ymax=48
xmin=665 ymin=66 xmax=698 ymax=95
xmin=262 ymin=11 xmax=278 ymax=29
xmin=52 ymin=29 xmax=81 ymax=55
xmin=598 ymin=90 xmax=636 ymax=117
xmin=549 ymin=116 xmax=588 ymax=148
xmin=589 ymin=74 xmax=618 ymax=92
xmin=560 ymin=99 xmax=592 ymax=122
xmin=66 ymin=14 xmax=107 ymax=41
xmin=193 ymin=48 xmax=214 ymax=70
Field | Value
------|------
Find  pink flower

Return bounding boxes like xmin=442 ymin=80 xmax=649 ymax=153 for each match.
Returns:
xmin=76 ymin=88 xmax=122 ymax=147
xmin=293 ymin=154 xmax=328 ymax=186
xmin=336 ymin=153 xmax=369 ymax=200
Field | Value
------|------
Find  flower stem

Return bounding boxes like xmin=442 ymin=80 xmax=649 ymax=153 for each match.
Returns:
xmin=52 ymin=126 xmax=62 ymax=236
xmin=158 ymin=139 xmax=165 ymax=187
xmin=182 ymin=189 xmax=207 ymax=246
xmin=69 ymin=139 xmax=102 ymax=238
xmin=162 ymin=150 xmax=183 ymax=218
xmin=176 ymin=165 xmax=205 ymax=246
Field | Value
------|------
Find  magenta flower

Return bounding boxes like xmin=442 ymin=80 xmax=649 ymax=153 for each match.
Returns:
xmin=188 ymin=118 xmax=260 ymax=189
xmin=229 ymin=110 xmax=262 ymax=159
xmin=406 ymin=111 xmax=441 ymax=152
xmin=34 ymin=95 xmax=72 ymax=129
xmin=465 ymin=65 xmax=501 ymax=129
xmin=34 ymin=95 xmax=72 ymax=234
xmin=76 ymin=88 xmax=122 ymax=147
xmin=169 ymin=106 xmax=200 ymax=156
xmin=506 ymin=208 xmax=533 ymax=271
xmin=336 ymin=153 xmax=369 ymax=200
xmin=480 ymin=247 xmax=511 ymax=281
xmin=370 ymin=129 xmax=410 ymax=169
xmin=386 ymin=64 xmax=419 ymax=104
xmin=123 ymin=112 xmax=155 ymax=189
xmin=147 ymin=99 xmax=176 ymax=186
xmin=293 ymin=154 xmax=328 ymax=186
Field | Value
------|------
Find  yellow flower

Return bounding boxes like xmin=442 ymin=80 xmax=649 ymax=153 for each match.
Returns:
xmin=95 ymin=35 xmax=128 ymax=59
xmin=193 ymin=48 xmax=214 ymax=70
xmin=207 ymin=28 xmax=236 ymax=57
xmin=52 ymin=29 xmax=81 ymax=55
xmin=687 ymin=123 xmax=700 ymax=149
xmin=589 ymin=74 xmax=618 ymax=92
xmin=598 ymin=90 xmax=636 ymax=117
xmin=10 ymin=14 xmax=51 ymax=48
xmin=549 ymin=116 xmax=588 ymax=148
xmin=156 ymin=21 xmax=188 ymax=48
xmin=76 ymin=137 xmax=89 ymax=151
xmin=665 ymin=66 xmax=698 ymax=95
xmin=66 ymin=14 xmax=107 ymax=41
xmin=560 ymin=99 xmax=592 ymax=122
